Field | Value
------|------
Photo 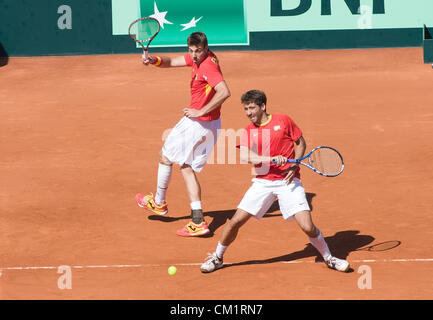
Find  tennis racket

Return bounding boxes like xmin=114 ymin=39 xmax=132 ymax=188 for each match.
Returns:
xmin=273 ymin=146 xmax=344 ymax=177
xmin=128 ymin=17 xmax=160 ymax=61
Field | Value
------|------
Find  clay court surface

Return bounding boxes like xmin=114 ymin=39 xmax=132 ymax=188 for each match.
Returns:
xmin=1 ymin=47 xmax=433 ymax=300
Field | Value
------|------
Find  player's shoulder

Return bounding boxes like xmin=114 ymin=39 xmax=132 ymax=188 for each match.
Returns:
xmin=243 ymin=122 xmax=256 ymax=131
xmin=272 ymin=113 xmax=292 ymax=122
xmin=272 ymin=114 xmax=298 ymax=127
xmin=205 ymin=51 xmax=220 ymax=66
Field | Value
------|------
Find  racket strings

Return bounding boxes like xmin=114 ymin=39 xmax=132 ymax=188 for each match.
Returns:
xmin=129 ymin=19 xmax=159 ymax=42
xmin=309 ymin=148 xmax=343 ymax=176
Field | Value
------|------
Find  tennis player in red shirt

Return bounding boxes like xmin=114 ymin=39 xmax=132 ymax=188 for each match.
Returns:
xmin=136 ymin=32 xmax=231 ymax=237
xmin=200 ymin=90 xmax=350 ymax=272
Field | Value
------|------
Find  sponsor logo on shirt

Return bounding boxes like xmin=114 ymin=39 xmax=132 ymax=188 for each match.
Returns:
xmin=211 ymin=56 xmax=219 ymax=64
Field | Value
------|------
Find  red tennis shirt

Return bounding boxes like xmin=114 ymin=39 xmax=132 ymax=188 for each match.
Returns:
xmin=184 ymin=51 xmax=224 ymax=121
xmin=240 ymin=114 xmax=303 ymax=180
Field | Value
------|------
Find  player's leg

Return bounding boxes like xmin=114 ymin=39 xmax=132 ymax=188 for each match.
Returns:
xmin=294 ymin=210 xmax=349 ymax=272
xmin=175 ymin=164 xmax=211 ymax=237
xmin=274 ymin=178 xmax=329 ymax=257
xmin=220 ymin=208 xmax=251 ymax=247
xmin=176 ymin=119 xmax=220 ymax=237
xmin=276 ymin=178 xmax=349 ymax=272
xmin=201 ymin=179 xmax=275 ymax=273
xmin=180 ymin=163 xmax=201 ymax=204
xmin=154 ymin=151 xmax=173 ymax=205
xmin=180 ymin=163 xmax=203 ymax=223
xmin=135 ymin=151 xmax=172 ymax=215
xmin=200 ymin=208 xmax=251 ymax=273
xmin=293 ymin=210 xmax=319 ymax=237
xmin=293 ymin=210 xmax=331 ymax=259
xmin=136 ymin=116 xmax=194 ymax=216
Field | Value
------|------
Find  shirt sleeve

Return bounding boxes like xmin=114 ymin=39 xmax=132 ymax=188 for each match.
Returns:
xmin=184 ymin=53 xmax=193 ymax=66
xmin=203 ymin=58 xmax=224 ymax=88
xmin=285 ymin=116 xmax=303 ymax=142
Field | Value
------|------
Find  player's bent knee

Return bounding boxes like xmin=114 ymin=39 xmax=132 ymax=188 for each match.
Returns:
xmin=159 ymin=151 xmax=172 ymax=166
xmin=228 ymin=218 xmax=242 ymax=230
xmin=180 ymin=163 xmax=193 ymax=171
xmin=294 ymin=210 xmax=317 ymax=236
xmin=229 ymin=210 xmax=251 ymax=229
xmin=302 ymin=224 xmax=318 ymax=237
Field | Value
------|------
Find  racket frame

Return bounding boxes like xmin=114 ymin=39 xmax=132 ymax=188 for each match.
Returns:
xmin=128 ymin=17 xmax=160 ymax=60
xmin=277 ymin=146 xmax=344 ymax=177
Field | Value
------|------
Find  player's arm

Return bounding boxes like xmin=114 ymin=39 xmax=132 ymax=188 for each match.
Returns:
xmin=183 ymin=81 xmax=231 ymax=118
xmin=239 ymin=146 xmax=294 ymax=165
xmin=142 ymin=54 xmax=187 ymax=68
xmin=242 ymin=136 xmax=306 ymax=166
xmin=293 ymin=136 xmax=306 ymax=161
xmin=283 ymin=136 xmax=306 ymax=183
xmin=239 ymin=146 xmax=274 ymax=165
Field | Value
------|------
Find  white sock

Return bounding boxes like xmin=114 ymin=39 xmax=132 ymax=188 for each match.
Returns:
xmin=154 ymin=163 xmax=172 ymax=205
xmin=215 ymin=242 xmax=227 ymax=259
xmin=190 ymin=201 xmax=202 ymax=210
xmin=309 ymin=229 xmax=332 ymax=261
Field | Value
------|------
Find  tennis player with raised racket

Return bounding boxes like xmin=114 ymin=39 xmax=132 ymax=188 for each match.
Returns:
xmin=135 ymin=31 xmax=231 ymax=237
xmin=200 ymin=90 xmax=350 ymax=272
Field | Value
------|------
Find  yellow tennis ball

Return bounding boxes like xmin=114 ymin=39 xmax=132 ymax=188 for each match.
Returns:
xmin=168 ymin=266 xmax=177 ymax=276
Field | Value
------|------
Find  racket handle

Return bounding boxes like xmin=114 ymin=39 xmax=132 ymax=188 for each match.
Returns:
xmin=143 ymin=49 xmax=149 ymax=60
xmin=272 ymin=158 xmax=298 ymax=164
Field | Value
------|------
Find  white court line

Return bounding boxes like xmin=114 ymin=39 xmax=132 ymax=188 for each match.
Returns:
xmin=1 ymin=258 xmax=433 ymax=271
xmin=1 ymin=264 xmax=162 ymax=271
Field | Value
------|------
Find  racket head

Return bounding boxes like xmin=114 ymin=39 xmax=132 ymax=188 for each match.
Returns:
xmin=355 ymin=241 xmax=401 ymax=252
xmin=128 ymin=17 xmax=160 ymax=50
xmin=308 ymin=146 xmax=344 ymax=177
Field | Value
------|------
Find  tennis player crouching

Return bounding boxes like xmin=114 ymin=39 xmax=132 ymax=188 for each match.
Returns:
xmin=200 ymin=90 xmax=350 ymax=273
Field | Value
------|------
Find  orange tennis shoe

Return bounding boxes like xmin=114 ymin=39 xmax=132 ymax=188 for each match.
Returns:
xmin=176 ymin=221 xmax=210 ymax=237
xmin=135 ymin=193 xmax=168 ymax=215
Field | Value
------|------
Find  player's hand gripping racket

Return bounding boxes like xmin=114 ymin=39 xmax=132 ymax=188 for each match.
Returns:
xmin=273 ymin=146 xmax=344 ymax=177
xmin=128 ymin=17 xmax=160 ymax=63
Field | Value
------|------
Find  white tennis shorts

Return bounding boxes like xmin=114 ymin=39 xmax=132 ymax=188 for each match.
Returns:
xmin=162 ymin=116 xmax=220 ymax=172
xmin=238 ymin=178 xmax=310 ymax=220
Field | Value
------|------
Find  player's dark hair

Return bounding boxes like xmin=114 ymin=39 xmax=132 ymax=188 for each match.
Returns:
xmin=187 ymin=32 xmax=208 ymax=48
xmin=241 ymin=90 xmax=267 ymax=107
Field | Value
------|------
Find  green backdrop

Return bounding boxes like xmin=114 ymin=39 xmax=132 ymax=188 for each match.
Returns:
xmin=1 ymin=0 xmax=432 ymax=57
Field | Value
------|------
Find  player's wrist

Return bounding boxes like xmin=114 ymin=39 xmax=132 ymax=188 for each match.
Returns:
xmin=150 ymin=56 xmax=163 ymax=66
